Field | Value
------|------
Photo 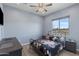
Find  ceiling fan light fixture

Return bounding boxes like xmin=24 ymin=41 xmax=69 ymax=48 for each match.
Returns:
xmin=29 ymin=3 xmax=52 ymax=14
xmin=36 ymin=8 xmax=47 ymax=14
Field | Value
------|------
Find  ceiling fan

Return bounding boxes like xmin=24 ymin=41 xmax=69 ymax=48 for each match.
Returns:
xmin=29 ymin=3 xmax=52 ymax=13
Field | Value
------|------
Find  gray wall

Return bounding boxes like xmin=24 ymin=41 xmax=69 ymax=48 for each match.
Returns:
xmin=0 ymin=4 xmax=3 ymax=41
xmin=43 ymin=4 xmax=79 ymax=49
xmin=2 ymin=5 xmax=43 ymax=45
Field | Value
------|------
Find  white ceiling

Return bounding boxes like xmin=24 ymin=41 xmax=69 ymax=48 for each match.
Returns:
xmin=3 ymin=3 xmax=75 ymax=16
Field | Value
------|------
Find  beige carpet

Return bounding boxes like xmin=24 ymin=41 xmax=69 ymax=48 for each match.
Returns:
xmin=22 ymin=45 xmax=79 ymax=56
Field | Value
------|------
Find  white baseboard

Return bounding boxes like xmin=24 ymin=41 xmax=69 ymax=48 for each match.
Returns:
xmin=21 ymin=43 xmax=30 ymax=46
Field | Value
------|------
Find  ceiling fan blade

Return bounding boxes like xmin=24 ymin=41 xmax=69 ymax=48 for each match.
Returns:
xmin=30 ymin=5 xmax=37 ymax=7
xmin=36 ymin=10 xmax=39 ymax=12
xmin=46 ymin=3 xmax=52 ymax=6
xmin=44 ymin=9 xmax=47 ymax=12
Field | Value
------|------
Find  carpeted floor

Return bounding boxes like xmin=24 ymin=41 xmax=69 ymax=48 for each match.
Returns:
xmin=22 ymin=45 xmax=79 ymax=56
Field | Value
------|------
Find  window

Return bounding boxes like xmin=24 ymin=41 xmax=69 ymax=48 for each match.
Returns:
xmin=52 ymin=17 xmax=69 ymax=33
xmin=52 ymin=20 xmax=59 ymax=29
xmin=60 ymin=17 xmax=69 ymax=29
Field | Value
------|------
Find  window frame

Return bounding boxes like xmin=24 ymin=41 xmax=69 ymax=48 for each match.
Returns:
xmin=52 ymin=16 xmax=70 ymax=30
